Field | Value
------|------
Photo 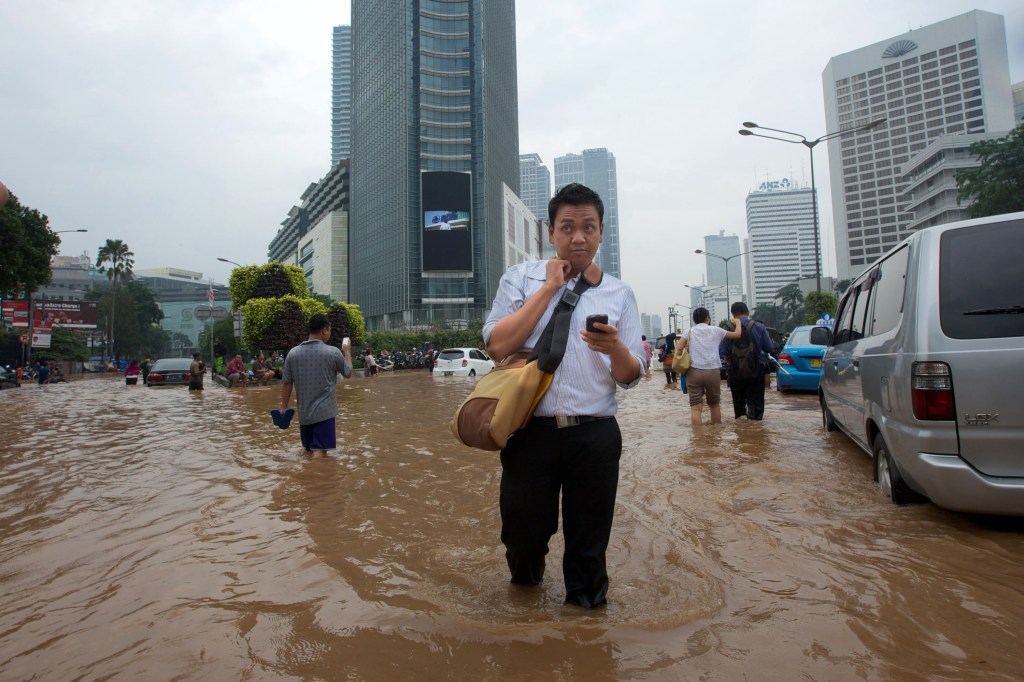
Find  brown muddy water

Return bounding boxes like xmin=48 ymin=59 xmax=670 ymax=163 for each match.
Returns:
xmin=1 ymin=371 xmax=1023 ymax=681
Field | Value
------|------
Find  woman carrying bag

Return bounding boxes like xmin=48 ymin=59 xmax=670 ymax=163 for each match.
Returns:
xmin=679 ymin=307 xmax=742 ymax=427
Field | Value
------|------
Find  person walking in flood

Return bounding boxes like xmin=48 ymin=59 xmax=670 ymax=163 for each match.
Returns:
xmin=279 ymin=314 xmax=353 ymax=459
xmin=483 ymin=183 xmax=646 ymax=608
xmin=678 ymin=307 xmax=742 ymax=427
xmin=720 ymin=301 xmax=775 ymax=420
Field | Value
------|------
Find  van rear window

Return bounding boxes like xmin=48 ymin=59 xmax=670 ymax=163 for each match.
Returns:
xmin=939 ymin=218 xmax=1024 ymax=339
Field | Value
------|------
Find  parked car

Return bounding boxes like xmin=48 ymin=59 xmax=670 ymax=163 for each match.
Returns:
xmin=0 ymin=365 xmax=19 ymax=389
xmin=146 ymin=358 xmax=194 ymax=386
xmin=813 ymin=211 xmax=1024 ymax=515
xmin=775 ymin=324 xmax=827 ymax=392
xmin=433 ymin=348 xmax=494 ymax=377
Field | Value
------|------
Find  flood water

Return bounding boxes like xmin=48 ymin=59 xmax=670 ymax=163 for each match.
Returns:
xmin=2 ymin=371 xmax=1023 ymax=680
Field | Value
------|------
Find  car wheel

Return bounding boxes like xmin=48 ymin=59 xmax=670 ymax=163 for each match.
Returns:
xmin=872 ymin=434 xmax=920 ymax=505
xmin=468 ymin=369 xmax=476 ymax=377
xmin=820 ymin=394 xmax=838 ymax=432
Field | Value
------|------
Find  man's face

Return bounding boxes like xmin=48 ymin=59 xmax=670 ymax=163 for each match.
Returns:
xmin=549 ymin=203 xmax=602 ymax=274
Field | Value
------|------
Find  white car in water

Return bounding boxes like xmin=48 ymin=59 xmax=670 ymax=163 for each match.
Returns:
xmin=433 ymin=348 xmax=494 ymax=377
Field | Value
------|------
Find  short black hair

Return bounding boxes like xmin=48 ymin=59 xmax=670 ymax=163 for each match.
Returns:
xmin=731 ymin=302 xmax=750 ymax=316
xmin=548 ymin=182 xmax=604 ymax=225
xmin=193 ymin=352 xmax=202 ymax=359
xmin=692 ymin=307 xmax=710 ymax=325
xmin=309 ymin=314 xmax=331 ymax=334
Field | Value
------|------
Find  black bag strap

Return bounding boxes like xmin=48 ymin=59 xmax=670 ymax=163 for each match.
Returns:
xmin=528 ymin=266 xmax=601 ymax=374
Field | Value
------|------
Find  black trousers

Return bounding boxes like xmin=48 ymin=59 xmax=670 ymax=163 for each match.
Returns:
xmin=729 ymin=369 xmax=766 ymax=419
xmin=499 ymin=416 xmax=622 ymax=608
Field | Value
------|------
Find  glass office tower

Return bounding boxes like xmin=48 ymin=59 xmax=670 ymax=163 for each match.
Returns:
xmin=350 ymin=1 xmax=519 ymax=329
xmin=331 ymin=25 xmax=352 ymax=165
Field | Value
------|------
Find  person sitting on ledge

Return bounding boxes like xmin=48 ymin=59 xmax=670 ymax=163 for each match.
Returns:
xmin=225 ymin=354 xmax=248 ymax=387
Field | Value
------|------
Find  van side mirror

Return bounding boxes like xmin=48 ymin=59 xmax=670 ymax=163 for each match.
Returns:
xmin=809 ymin=326 xmax=833 ymax=346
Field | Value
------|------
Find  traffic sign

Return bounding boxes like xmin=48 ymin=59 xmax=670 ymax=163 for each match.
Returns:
xmin=194 ymin=306 xmax=230 ymax=322
xmin=19 ymin=334 xmax=28 ymax=343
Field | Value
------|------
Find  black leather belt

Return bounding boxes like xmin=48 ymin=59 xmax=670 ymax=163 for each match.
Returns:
xmin=532 ymin=415 xmax=614 ymax=429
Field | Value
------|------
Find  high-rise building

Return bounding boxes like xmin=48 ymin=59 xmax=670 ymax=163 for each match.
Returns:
xmin=553 ymin=148 xmax=620 ymax=278
xmin=703 ymin=230 xmax=744 ymax=299
xmin=331 ymin=25 xmax=352 ymax=165
xmin=900 ymin=130 xmax=1008 ymax=232
xmin=518 ymin=153 xmax=551 ymax=224
xmin=267 ymin=161 xmax=350 ymax=304
xmin=823 ymin=10 xmax=1015 ymax=279
xmin=744 ymin=179 xmax=818 ymax=307
xmin=350 ymin=1 xmax=519 ymax=329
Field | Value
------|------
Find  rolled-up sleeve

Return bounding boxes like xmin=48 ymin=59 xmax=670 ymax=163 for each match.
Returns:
xmin=483 ymin=266 xmax=527 ymax=346
xmin=615 ymin=288 xmax=646 ymax=389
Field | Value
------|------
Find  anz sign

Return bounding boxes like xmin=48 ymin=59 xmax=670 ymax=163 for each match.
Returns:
xmin=758 ymin=178 xmax=792 ymax=192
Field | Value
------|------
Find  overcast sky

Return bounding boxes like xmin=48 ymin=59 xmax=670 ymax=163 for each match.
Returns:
xmin=2 ymin=1 xmax=1021 ymax=324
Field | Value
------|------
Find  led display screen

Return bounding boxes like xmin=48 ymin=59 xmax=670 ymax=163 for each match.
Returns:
xmin=422 ymin=171 xmax=472 ymax=272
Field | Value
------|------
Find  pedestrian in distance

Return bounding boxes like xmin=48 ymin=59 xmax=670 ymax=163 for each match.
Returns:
xmin=189 ymin=353 xmax=206 ymax=391
xmin=679 ymin=307 xmax=742 ymax=427
xmin=483 ymin=182 xmax=646 ymax=608
xmin=252 ymin=351 xmax=275 ymax=386
xmin=279 ymin=314 xmax=353 ymax=459
xmin=641 ymin=335 xmax=653 ymax=379
xmin=720 ymin=301 xmax=775 ymax=421
xmin=141 ymin=355 xmax=152 ymax=385
xmin=124 ymin=359 xmax=141 ymax=385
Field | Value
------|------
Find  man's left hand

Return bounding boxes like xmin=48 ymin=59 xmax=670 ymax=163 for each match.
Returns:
xmin=581 ymin=322 xmax=620 ymax=355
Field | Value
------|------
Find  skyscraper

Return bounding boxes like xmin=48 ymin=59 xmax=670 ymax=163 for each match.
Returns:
xmin=744 ymin=180 xmax=817 ymax=307
xmin=823 ymin=10 xmax=1014 ymax=279
xmin=553 ymin=148 xmax=620 ymax=278
xmin=350 ymin=1 xmax=519 ymax=329
xmin=331 ymin=25 xmax=352 ymax=165
xmin=518 ymin=153 xmax=551 ymax=225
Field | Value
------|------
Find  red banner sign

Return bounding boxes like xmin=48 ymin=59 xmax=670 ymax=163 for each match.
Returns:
xmin=4 ymin=300 xmax=98 ymax=329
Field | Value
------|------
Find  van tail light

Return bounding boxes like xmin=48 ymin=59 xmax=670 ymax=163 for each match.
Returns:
xmin=912 ymin=362 xmax=955 ymax=421
xmin=462 ymin=359 xmax=468 ymax=367
xmin=779 ymin=352 xmax=794 ymax=365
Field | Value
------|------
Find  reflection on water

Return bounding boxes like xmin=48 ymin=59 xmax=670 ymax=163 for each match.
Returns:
xmin=2 ymin=373 xmax=1024 ymax=679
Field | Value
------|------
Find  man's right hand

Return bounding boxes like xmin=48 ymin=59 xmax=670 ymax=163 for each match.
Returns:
xmin=544 ymin=257 xmax=571 ymax=291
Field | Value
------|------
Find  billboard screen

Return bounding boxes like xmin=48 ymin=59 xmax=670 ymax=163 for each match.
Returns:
xmin=34 ymin=300 xmax=99 ymax=329
xmin=422 ymin=171 xmax=472 ymax=272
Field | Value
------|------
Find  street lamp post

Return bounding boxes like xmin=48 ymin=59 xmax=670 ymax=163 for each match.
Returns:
xmin=738 ymin=117 xmax=886 ymax=293
xmin=695 ymin=248 xmax=750 ymax=308
xmin=216 ymin=258 xmax=244 ymax=360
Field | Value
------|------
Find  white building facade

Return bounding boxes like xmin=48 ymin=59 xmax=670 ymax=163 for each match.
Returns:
xmin=744 ymin=180 xmax=818 ymax=307
xmin=822 ymin=10 xmax=1015 ymax=279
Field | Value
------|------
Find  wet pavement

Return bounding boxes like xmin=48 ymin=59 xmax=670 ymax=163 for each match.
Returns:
xmin=1 ymin=371 xmax=1022 ymax=680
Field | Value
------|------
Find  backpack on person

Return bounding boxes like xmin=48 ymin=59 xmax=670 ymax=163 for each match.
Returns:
xmin=729 ymin=319 xmax=761 ymax=380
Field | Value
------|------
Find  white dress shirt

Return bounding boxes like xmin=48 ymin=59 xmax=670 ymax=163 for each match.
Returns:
xmin=483 ymin=260 xmax=646 ymax=417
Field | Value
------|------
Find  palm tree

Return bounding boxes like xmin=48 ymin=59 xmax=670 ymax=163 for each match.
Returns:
xmin=96 ymin=239 xmax=135 ymax=359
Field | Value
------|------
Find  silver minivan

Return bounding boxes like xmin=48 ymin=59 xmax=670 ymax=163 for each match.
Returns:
xmin=812 ymin=211 xmax=1024 ymax=515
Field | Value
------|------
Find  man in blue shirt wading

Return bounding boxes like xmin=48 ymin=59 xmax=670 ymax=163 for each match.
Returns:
xmin=483 ymin=183 xmax=646 ymax=608
xmin=720 ymin=301 xmax=775 ymax=421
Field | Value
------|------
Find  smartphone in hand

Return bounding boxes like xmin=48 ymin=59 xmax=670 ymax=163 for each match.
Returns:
xmin=585 ymin=314 xmax=608 ymax=333
xmin=342 ymin=337 xmax=350 ymax=348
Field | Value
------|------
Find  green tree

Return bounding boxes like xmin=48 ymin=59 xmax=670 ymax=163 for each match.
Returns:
xmin=751 ymin=303 xmax=785 ymax=329
xmin=0 ymin=193 xmax=61 ymax=297
xmin=87 ymin=279 xmax=163 ymax=359
xmin=95 ymin=239 xmax=135 ymax=358
xmin=776 ymin=283 xmax=804 ymax=318
xmin=802 ymin=291 xmax=839 ymax=325
xmin=36 ymin=327 xmax=90 ymax=362
xmin=833 ymin=279 xmax=852 ymax=296
xmin=956 ymin=124 xmax=1024 ymax=218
